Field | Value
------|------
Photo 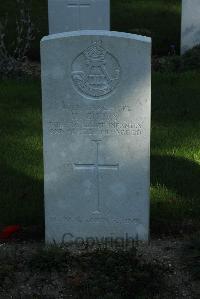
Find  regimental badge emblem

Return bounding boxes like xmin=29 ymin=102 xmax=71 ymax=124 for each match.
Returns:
xmin=71 ymin=41 xmax=121 ymax=99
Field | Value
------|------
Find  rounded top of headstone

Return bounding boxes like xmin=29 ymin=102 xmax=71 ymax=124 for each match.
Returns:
xmin=41 ymin=30 xmax=151 ymax=44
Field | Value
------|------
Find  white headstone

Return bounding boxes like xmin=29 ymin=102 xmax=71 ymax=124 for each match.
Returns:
xmin=48 ymin=0 xmax=110 ymax=34
xmin=41 ymin=31 xmax=151 ymax=243
xmin=181 ymin=0 xmax=200 ymax=54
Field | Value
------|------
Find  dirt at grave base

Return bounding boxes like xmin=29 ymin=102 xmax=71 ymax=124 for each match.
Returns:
xmin=0 ymin=235 xmax=199 ymax=299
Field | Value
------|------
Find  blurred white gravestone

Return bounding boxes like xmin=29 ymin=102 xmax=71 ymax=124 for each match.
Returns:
xmin=41 ymin=31 xmax=151 ymax=243
xmin=181 ymin=0 xmax=200 ymax=54
xmin=48 ymin=0 xmax=110 ymax=34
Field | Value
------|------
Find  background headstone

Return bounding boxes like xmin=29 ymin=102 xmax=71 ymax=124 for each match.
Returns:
xmin=181 ymin=0 xmax=200 ymax=54
xmin=48 ymin=0 xmax=110 ymax=34
xmin=41 ymin=31 xmax=151 ymax=243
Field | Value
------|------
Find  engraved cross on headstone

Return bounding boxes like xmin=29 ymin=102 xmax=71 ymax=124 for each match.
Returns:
xmin=67 ymin=0 xmax=92 ymax=29
xmin=73 ymin=140 xmax=119 ymax=213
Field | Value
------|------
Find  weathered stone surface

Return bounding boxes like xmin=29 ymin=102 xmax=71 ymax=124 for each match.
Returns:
xmin=181 ymin=0 xmax=200 ymax=54
xmin=48 ymin=0 xmax=110 ymax=34
xmin=41 ymin=31 xmax=151 ymax=242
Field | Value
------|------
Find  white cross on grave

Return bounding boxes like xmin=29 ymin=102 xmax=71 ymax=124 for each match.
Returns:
xmin=73 ymin=140 xmax=119 ymax=213
xmin=67 ymin=0 xmax=92 ymax=29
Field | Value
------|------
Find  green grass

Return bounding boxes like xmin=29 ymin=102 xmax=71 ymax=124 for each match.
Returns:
xmin=0 ymin=79 xmax=44 ymax=225
xmin=151 ymin=72 xmax=200 ymax=232
xmin=0 ymin=72 xmax=200 ymax=233
xmin=112 ymin=0 xmax=181 ymax=55
xmin=0 ymin=0 xmax=181 ymax=59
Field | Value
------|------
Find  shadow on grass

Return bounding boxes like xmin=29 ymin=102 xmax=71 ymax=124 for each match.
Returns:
xmin=151 ymin=154 xmax=200 ymax=200
xmin=152 ymin=72 xmax=200 ymax=125
xmin=0 ymin=79 xmax=44 ymax=227
xmin=111 ymin=0 xmax=181 ymax=55
xmin=151 ymin=154 xmax=200 ymax=235
xmin=0 ymin=161 xmax=44 ymax=226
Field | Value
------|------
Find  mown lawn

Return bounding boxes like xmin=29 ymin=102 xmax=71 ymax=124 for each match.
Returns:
xmin=151 ymin=72 xmax=200 ymax=234
xmin=0 ymin=72 xmax=200 ymax=233
xmin=0 ymin=0 xmax=181 ymax=59
xmin=112 ymin=0 xmax=181 ymax=55
xmin=0 ymin=79 xmax=44 ymax=225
